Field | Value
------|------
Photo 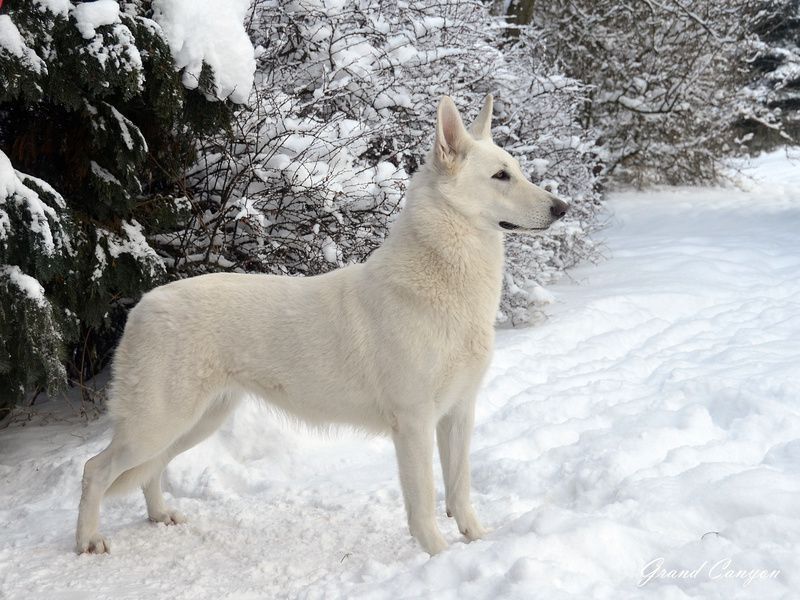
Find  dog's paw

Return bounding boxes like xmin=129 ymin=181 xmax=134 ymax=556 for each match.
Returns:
xmin=428 ymin=537 xmax=448 ymax=555
xmin=148 ymin=509 xmax=187 ymax=525
xmin=449 ymin=505 xmax=488 ymax=541
xmin=460 ymin=521 xmax=488 ymax=541
xmin=76 ymin=533 xmax=110 ymax=554
xmin=410 ymin=521 xmax=449 ymax=555
xmin=421 ymin=531 xmax=449 ymax=555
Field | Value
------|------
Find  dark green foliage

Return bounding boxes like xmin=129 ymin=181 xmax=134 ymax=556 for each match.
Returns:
xmin=0 ymin=172 xmax=77 ymax=408
xmin=0 ymin=271 xmax=72 ymax=406
xmin=0 ymin=0 xmax=232 ymax=413
xmin=736 ymin=0 xmax=800 ymax=149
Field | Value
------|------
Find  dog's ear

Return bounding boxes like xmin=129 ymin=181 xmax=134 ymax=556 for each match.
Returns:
xmin=469 ymin=94 xmax=493 ymax=140
xmin=434 ymin=96 xmax=470 ymax=172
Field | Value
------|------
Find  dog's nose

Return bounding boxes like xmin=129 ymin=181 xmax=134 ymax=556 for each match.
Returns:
xmin=550 ymin=197 xmax=569 ymax=219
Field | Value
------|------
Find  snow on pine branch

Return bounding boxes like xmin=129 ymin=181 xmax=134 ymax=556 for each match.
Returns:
xmin=7 ymin=0 xmax=257 ymax=103
xmin=151 ymin=0 xmax=256 ymax=103
xmin=0 ymin=264 xmax=46 ymax=305
xmin=0 ymin=15 xmax=45 ymax=74
xmin=0 ymin=150 xmax=70 ymax=256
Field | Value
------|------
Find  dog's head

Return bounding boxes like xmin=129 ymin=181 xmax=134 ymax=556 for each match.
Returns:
xmin=428 ymin=95 xmax=568 ymax=233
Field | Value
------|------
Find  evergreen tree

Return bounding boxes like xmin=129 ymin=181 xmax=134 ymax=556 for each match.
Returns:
xmin=737 ymin=0 xmax=800 ymax=149
xmin=0 ymin=0 xmax=230 ymax=413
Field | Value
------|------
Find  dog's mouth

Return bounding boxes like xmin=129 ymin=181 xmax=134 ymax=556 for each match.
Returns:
xmin=498 ymin=221 xmax=522 ymax=230
xmin=499 ymin=221 xmax=546 ymax=232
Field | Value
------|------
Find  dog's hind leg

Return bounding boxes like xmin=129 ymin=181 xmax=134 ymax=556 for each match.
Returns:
xmin=76 ymin=432 xmax=173 ymax=554
xmin=142 ymin=470 xmax=185 ymax=526
xmin=142 ymin=395 xmax=240 ymax=525
xmin=76 ymin=388 xmax=216 ymax=554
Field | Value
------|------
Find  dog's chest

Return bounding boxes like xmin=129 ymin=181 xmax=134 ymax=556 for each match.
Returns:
xmin=419 ymin=268 xmax=499 ymax=384
xmin=422 ymin=314 xmax=494 ymax=398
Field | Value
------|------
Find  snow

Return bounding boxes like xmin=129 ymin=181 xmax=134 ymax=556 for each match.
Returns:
xmin=321 ymin=237 xmax=339 ymax=264
xmin=1 ymin=151 xmax=799 ymax=598
xmin=90 ymin=160 xmax=120 ymax=185
xmin=62 ymin=3 xmax=144 ymax=87
xmin=96 ymin=220 xmax=164 ymax=280
xmin=92 ymin=244 xmax=107 ymax=282
xmin=0 ymin=148 xmax=16 ymax=199
xmin=71 ymin=0 xmax=119 ymax=40
xmin=108 ymin=104 xmax=146 ymax=153
xmin=0 ymin=264 xmax=46 ymax=304
xmin=0 ymin=15 xmax=26 ymax=56
xmin=0 ymin=150 xmax=59 ymax=254
xmin=32 ymin=0 xmax=70 ymax=17
xmin=151 ymin=0 xmax=255 ymax=103
xmin=14 ymin=171 xmax=67 ymax=210
xmin=0 ymin=14 xmax=45 ymax=74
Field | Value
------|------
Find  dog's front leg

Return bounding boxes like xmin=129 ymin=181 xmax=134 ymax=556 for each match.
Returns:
xmin=437 ymin=398 xmax=488 ymax=541
xmin=392 ymin=414 xmax=448 ymax=555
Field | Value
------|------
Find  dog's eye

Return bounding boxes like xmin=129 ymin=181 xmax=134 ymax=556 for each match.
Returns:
xmin=492 ymin=170 xmax=510 ymax=181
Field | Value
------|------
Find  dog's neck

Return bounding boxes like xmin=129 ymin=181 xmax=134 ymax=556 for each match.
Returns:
xmin=402 ymin=191 xmax=503 ymax=273
xmin=368 ymin=169 xmax=505 ymax=318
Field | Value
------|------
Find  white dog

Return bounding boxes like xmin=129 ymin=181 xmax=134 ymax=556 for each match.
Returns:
xmin=76 ymin=95 xmax=568 ymax=555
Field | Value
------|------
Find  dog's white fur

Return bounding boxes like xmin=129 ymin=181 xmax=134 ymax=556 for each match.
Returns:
xmin=76 ymin=95 xmax=565 ymax=555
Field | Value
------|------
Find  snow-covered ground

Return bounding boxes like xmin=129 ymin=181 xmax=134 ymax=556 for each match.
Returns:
xmin=2 ymin=151 xmax=799 ymax=599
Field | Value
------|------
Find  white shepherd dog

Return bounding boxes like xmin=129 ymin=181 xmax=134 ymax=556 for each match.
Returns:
xmin=76 ymin=95 xmax=568 ymax=556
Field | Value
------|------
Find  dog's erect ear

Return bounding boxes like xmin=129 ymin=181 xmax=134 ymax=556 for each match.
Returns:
xmin=469 ymin=94 xmax=493 ymax=140
xmin=434 ymin=96 xmax=470 ymax=171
